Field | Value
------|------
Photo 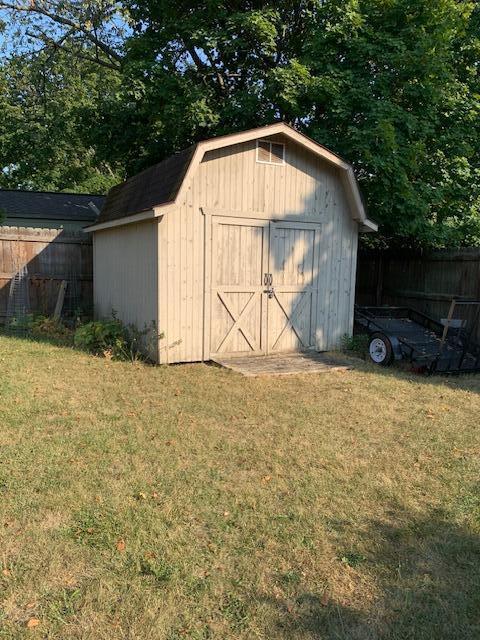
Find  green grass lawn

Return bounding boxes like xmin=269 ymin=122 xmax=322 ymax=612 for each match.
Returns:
xmin=0 ymin=335 xmax=479 ymax=639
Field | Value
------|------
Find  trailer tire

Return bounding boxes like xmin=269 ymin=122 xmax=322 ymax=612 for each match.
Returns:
xmin=368 ymin=333 xmax=394 ymax=366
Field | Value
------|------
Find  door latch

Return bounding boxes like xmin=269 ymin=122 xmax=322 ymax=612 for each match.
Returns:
xmin=263 ymin=273 xmax=274 ymax=297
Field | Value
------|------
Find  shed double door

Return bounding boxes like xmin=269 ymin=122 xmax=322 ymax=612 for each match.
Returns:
xmin=210 ymin=216 xmax=321 ymax=357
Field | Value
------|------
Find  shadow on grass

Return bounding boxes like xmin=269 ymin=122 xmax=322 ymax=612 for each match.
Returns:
xmin=382 ymin=359 xmax=478 ymax=394
xmin=259 ymin=507 xmax=480 ymax=640
xmin=0 ymin=328 xmax=159 ymax=367
xmin=0 ymin=327 xmax=75 ymax=350
xmin=338 ymin=348 xmax=480 ymax=395
xmin=1 ymin=328 xmax=479 ymax=393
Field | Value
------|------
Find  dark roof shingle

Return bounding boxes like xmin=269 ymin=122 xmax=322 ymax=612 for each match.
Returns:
xmin=97 ymin=146 xmax=195 ymax=225
xmin=0 ymin=189 xmax=105 ymax=222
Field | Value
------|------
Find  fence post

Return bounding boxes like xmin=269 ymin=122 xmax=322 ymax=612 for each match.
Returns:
xmin=375 ymin=254 xmax=384 ymax=306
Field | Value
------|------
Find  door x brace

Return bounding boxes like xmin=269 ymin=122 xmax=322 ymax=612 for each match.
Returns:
xmin=270 ymin=292 xmax=310 ymax=349
xmin=216 ymin=291 xmax=260 ymax=352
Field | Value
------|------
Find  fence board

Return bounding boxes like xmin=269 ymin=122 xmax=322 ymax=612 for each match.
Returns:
xmin=0 ymin=226 xmax=92 ymax=322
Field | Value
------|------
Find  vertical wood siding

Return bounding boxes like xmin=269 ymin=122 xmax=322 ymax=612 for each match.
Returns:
xmin=94 ymin=221 xmax=158 ymax=360
xmin=158 ymin=134 xmax=358 ymax=362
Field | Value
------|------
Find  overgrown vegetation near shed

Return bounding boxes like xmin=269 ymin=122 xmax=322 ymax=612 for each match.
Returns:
xmin=1 ymin=336 xmax=479 ymax=638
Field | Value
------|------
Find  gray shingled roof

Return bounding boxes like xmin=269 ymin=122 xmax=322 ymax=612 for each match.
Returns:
xmin=0 ymin=189 xmax=105 ymax=222
xmin=97 ymin=146 xmax=195 ymax=224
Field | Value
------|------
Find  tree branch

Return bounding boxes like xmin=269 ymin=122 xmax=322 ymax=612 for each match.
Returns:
xmin=182 ymin=39 xmax=229 ymax=93
xmin=202 ymin=48 xmax=227 ymax=92
xmin=25 ymin=29 xmax=122 ymax=71
xmin=0 ymin=1 xmax=124 ymax=66
xmin=183 ymin=42 xmax=208 ymax=73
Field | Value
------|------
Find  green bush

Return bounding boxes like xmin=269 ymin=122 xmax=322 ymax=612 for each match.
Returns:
xmin=5 ymin=314 xmax=33 ymax=333
xmin=30 ymin=315 xmax=73 ymax=340
xmin=5 ymin=311 xmax=159 ymax=362
xmin=73 ymin=314 xmax=157 ymax=362
xmin=341 ymin=333 xmax=369 ymax=356
xmin=74 ymin=317 xmax=128 ymax=359
xmin=6 ymin=314 xmax=73 ymax=343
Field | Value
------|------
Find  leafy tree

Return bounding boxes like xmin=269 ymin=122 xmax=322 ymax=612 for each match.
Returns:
xmin=116 ymin=0 xmax=480 ymax=246
xmin=0 ymin=51 xmax=122 ymax=192
xmin=0 ymin=0 xmax=125 ymax=192
xmin=0 ymin=0 xmax=479 ymax=247
xmin=108 ymin=1 xmax=320 ymax=173
xmin=306 ymin=0 xmax=480 ymax=247
xmin=0 ymin=0 xmax=124 ymax=70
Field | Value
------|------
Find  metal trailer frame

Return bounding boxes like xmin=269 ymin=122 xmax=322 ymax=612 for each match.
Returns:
xmin=354 ymin=300 xmax=480 ymax=374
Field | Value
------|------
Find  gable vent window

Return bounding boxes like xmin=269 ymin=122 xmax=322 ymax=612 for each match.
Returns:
xmin=256 ymin=140 xmax=285 ymax=165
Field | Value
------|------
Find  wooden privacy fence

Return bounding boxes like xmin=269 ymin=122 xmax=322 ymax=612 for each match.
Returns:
xmin=0 ymin=226 xmax=93 ymax=323
xmin=356 ymin=248 xmax=480 ymax=341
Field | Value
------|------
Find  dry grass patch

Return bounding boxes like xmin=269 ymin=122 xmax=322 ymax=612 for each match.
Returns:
xmin=0 ymin=335 xmax=479 ymax=639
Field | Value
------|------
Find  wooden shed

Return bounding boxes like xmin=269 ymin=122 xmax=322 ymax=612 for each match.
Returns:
xmin=87 ymin=123 xmax=377 ymax=363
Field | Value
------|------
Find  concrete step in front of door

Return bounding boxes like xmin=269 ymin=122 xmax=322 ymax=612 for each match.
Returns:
xmin=211 ymin=351 xmax=353 ymax=377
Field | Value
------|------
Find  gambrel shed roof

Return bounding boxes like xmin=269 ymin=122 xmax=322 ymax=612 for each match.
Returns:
xmin=89 ymin=123 xmax=377 ymax=232
xmin=98 ymin=146 xmax=195 ymax=224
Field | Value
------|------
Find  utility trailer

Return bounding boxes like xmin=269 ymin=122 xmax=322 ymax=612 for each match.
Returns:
xmin=354 ymin=300 xmax=480 ymax=374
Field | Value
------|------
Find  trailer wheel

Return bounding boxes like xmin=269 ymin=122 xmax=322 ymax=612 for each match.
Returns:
xmin=368 ymin=333 xmax=393 ymax=366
